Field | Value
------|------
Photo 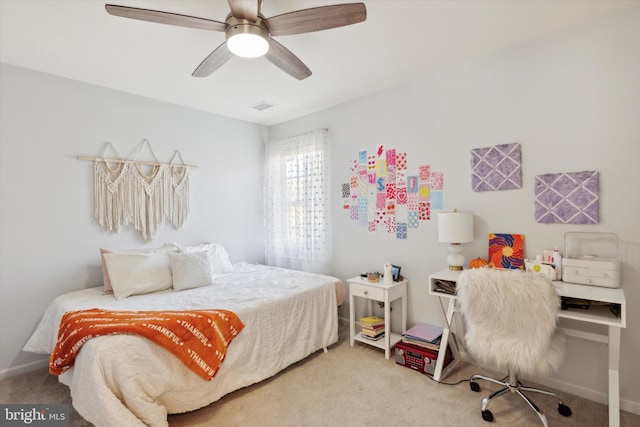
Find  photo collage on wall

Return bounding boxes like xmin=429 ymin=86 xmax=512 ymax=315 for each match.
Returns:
xmin=342 ymin=145 xmax=444 ymax=239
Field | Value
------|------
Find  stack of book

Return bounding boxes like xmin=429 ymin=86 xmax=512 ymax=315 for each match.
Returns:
xmin=360 ymin=316 xmax=385 ymax=341
xmin=401 ymin=322 xmax=443 ymax=350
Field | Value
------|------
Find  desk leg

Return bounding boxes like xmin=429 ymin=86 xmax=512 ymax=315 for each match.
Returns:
xmin=608 ymin=326 xmax=621 ymax=427
xmin=433 ymin=298 xmax=457 ymax=382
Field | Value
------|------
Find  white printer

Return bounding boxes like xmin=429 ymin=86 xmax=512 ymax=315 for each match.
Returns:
xmin=562 ymin=232 xmax=620 ymax=288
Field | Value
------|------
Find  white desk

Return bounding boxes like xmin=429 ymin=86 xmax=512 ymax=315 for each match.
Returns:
xmin=428 ymin=269 xmax=626 ymax=427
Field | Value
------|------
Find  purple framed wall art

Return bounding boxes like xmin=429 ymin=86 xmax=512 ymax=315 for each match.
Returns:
xmin=470 ymin=142 xmax=522 ymax=192
xmin=534 ymin=171 xmax=599 ymax=224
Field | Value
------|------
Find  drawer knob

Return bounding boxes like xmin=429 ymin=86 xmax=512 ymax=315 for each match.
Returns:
xmin=364 ymin=290 xmax=368 ymax=295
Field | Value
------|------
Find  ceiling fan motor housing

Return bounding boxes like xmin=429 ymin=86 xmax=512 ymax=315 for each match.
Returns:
xmin=225 ymin=16 xmax=270 ymax=58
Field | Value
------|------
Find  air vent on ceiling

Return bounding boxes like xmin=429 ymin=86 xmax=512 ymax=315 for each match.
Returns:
xmin=250 ymin=100 xmax=276 ymax=111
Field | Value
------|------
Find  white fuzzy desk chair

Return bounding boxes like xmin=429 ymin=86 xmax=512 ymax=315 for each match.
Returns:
xmin=457 ymin=268 xmax=572 ymax=426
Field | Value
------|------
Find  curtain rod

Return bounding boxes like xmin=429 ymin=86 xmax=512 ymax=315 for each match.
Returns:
xmin=76 ymin=156 xmax=198 ymax=169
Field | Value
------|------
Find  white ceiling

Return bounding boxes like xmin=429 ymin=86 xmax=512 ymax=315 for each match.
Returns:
xmin=1 ymin=0 xmax=638 ymax=126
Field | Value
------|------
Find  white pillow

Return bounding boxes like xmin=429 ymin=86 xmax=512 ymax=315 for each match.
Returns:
xmin=100 ymin=244 xmax=178 ymax=294
xmin=178 ymin=243 xmax=233 ymax=273
xmin=103 ymin=252 xmax=173 ymax=300
xmin=169 ymin=251 xmax=213 ymax=291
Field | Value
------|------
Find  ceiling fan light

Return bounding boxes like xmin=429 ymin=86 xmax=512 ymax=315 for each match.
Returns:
xmin=226 ymin=24 xmax=269 ymax=58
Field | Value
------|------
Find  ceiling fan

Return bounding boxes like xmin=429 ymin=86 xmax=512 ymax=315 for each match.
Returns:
xmin=105 ymin=1 xmax=367 ymax=80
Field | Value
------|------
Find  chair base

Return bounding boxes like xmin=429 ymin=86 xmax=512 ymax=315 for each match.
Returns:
xmin=469 ymin=372 xmax=572 ymax=426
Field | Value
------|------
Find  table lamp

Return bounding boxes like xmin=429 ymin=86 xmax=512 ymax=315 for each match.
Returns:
xmin=437 ymin=210 xmax=474 ymax=271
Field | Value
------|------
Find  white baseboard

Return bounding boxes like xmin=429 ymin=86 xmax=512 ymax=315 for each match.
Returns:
xmin=623 ymin=398 xmax=640 ymax=417
xmin=457 ymin=349 xmax=640 ymax=416
xmin=0 ymin=358 xmax=49 ymax=381
xmin=531 ymin=374 xmax=640 ymax=416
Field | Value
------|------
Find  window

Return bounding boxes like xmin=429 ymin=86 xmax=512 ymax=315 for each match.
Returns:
xmin=264 ymin=129 xmax=330 ymax=273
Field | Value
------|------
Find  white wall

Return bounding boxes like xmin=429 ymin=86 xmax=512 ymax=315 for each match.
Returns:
xmin=0 ymin=64 xmax=266 ymax=377
xmin=269 ymin=9 xmax=640 ymax=412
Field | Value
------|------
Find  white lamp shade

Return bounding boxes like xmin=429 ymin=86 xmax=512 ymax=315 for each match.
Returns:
xmin=437 ymin=211 xmax=474 ymax=243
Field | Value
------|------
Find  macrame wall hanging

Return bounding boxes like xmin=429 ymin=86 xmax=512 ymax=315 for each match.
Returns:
xmin=78 ymin=140 xmax=196 ymax=242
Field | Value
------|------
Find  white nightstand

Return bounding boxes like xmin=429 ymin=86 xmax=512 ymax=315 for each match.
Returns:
xmin=348 ymin=276 xmax=408 ymax=359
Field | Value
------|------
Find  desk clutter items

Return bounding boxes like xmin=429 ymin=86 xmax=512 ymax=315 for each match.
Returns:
xmin=395 ymin=322 xmax=452 ymax=376
xmin=78 ymin=141 xmax=196 ymax=242
xmin=524 ymin=256 xmax=557 ymax=281
xmin=562 ymin=232 xmax=620 ymax=288
xmin=401 ymin=322 xmax=442 ymax=350
xmin=359 ymin=316 xmax=385 ymax=341
xmin=525 ymin=247 xmax=563 ymax=280
xmin=548 ymin=247 xmax=563 ymax=279
xmin=560 ymin=297 xmax=622 ymax=317
xmin=363 ymin=272 xmax=380 ymax=282
xmin=383 ymin=263 xmax=393 ymax=284
xmin=432 ymin=278 xmax=457 ymax=295
xmin=468 ymin=257 xmax=488 ymax=269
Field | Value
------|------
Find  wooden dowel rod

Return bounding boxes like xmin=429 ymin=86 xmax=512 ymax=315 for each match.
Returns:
xmin=77 ymin=156 xmax=198 ymax=168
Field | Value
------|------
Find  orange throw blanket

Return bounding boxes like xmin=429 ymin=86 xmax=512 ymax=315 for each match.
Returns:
xmin=50 ymin=308 xmax=244 ymax=381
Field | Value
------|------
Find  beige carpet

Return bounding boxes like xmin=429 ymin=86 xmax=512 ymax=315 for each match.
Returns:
xmin=2 ymin=323 xmax=638 ymax=427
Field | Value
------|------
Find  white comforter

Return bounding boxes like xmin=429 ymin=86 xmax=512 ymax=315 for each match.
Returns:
xmin=24 ymin=264 xmax=339 ymax=427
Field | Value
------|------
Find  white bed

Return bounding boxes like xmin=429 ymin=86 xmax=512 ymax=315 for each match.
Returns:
xmin=24 ymin=262 xmax=344 ymax=427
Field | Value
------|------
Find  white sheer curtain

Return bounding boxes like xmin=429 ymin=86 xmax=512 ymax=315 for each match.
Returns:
xmin=264 ymin=129 xmax=331 ymax=274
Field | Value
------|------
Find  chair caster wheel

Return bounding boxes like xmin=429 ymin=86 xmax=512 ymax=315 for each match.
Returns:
xmin=481 ymin=409 xmax=494 ymax=422
xmin=470 ymin=381 xmax=480 ymax=392
xmin=558 ymin=403 xmax=572 ymax=417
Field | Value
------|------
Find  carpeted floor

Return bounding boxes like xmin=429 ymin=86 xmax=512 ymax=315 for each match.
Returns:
xmin=2 ymin=323 xmax=638 ymax=426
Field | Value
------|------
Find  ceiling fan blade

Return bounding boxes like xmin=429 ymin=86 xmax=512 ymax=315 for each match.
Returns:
xmin=265 ymin=39 xmax=311 ymax=80
xmin=227 ymin=0 xmax=259 ymax=22
xmin=192 ymin=43 xmax=234 ymax=77
xmin=105 ymin=4 xmax=226 ymax=32
xmin=264 ymin=3 xmax=366 ymax=36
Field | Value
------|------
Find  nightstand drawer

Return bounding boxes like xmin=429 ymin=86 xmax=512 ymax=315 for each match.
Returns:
xmin=350 ymin=282 xmax=384 ymax=300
